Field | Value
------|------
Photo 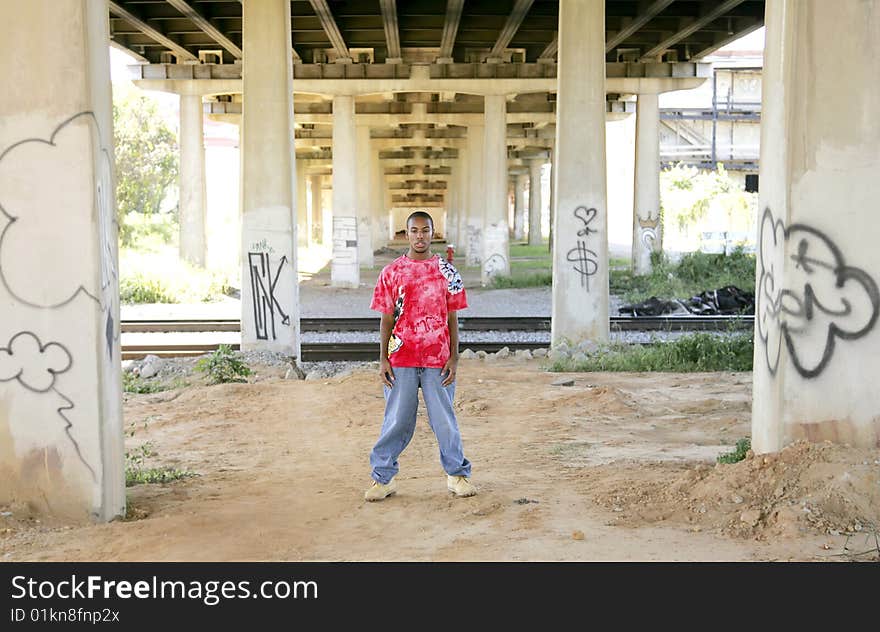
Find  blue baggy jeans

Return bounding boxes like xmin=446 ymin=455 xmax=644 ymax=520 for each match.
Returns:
xmin=369 ymin=367 xmax=471 ymax=484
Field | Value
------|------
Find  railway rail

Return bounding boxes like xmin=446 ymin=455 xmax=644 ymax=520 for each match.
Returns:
xmin=120 ymin=315 xmax=753 ymax=361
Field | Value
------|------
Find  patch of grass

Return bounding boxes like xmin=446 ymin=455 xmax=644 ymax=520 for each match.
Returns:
xmin=122 ymin=371 xmax=170 ymax=393
xmin=548 ymin=332 xmax=754 ymax=372
xmin=510 ymin=243 xmax=550 ymax=257
xmin=610 ymin=248 xmax=756 ymax=304
xmin=508 ymin=258 xmax=551 ymax=271
xmin=490 ymin=272 xmax=553 ymax=288
xmin=717 ymin=437 xmax=751 ymax=464
xmin=195 ymin=344 xmax=252 ymax=384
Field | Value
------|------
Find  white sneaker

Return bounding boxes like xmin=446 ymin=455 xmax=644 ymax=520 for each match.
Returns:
xmin=364 ymin=478 xmax=398 ymax=501
xmin=447 ymin=475 xmax=477 ymax=497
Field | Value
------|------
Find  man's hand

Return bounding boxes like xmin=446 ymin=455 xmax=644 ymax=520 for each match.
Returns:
xmin=441 ymin=356 xmax=458 ymax=387
xmin=380 ymin=357 xmax=395 ymax=388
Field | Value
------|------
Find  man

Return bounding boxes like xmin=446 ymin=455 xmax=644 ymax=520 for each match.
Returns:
xmin=364 ymin=211 xmax=476 ymax=501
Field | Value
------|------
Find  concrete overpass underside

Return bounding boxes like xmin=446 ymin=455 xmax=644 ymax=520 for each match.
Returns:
xmin=7 ymin=1 xmax=880 ymax=521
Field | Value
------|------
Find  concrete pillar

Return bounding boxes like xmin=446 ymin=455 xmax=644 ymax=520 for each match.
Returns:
xmin=371 ymin=150 xmax=387 ymax=252
xmin=309 ymin=173 xmax=323 ymax=245
xmin=465 ymin=126 xmax=485 ymax=266
xmin=482 ymin=95 xmax=509 ymax=284
xmin=446 ymin=159 xmax=462 ymax=252
xmin=0 ymin=0 xmax=123 ymax=521
xmin=296 ymin=159 xmax=308 ymax=249
xmin=241 ymin=0 xmax=300 ymax=357
xmin=331 ymin=95 xmax=359 ymax=287
xmin=179 ymin=93 xmax=207 ymax=266
xmin=632 ymin=92 xmax=661 ymax=275
xmin=751 ymin=0 xmax=880 ymax=453
xmin=548 ymin=148 xmax=555 ymax=252
xmin=513 ymin=174 xmax=527 ymax=241
xmin=355 ymin=124 xmax=374 ymax=268
xmin=551 ymin=0 xmax=609 ymax=345
xmin=528 ymin=159 xmax=543 ymax=246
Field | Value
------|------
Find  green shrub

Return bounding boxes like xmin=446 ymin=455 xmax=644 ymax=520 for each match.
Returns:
xmin=195 ymin=344 xmax=252 ymax=384
xmin=119 ymin=247 xmax=234 ymax=304
xmin=119 ymin=273 xmax=176 ymax=304
xmin=548 ymin=332 xmax=754 ymax=373
xmin=717 ymin=437 xmax=752 ymax=464
xmin=611 ymin=249 xmax=755 ymax=304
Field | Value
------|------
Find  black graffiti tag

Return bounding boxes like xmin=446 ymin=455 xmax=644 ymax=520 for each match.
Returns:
xmin=248 ymin=252 xmax=290 ymax=341
xmin=757 ymin=207 xmax=879 ymax=378
xmin=567 ymin=206 xmax=599 ymax=291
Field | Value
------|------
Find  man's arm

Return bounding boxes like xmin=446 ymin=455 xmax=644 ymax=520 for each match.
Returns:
xmin=441 ymin=310 xmax=459 ymax=387
xmin=379 ymin=311 xmax=395 ymax=387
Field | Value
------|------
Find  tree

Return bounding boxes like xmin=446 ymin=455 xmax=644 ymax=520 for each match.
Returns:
xmin=113 ymin=89 xmax=178 ymax=246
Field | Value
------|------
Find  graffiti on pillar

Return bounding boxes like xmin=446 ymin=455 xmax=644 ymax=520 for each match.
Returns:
xmin=247 ymin=252 xmax=290 ymax=340
xmin=638 ymin=215 xmax=659 ymax=251
xmin=0 ymin=332 xmax=96 ymax=481
xmin=332 ymin=216 xmax=358 ymax=264
xmin=566 ymin=206 xmax=599 ymax=291
xmin=466 ymin=226 xmax=482 ymax=265
xmin=757 ymin=207 xmax=879 ymax=378
xmin=0 ymin=112 xmax=111 ymax=309
xmin=0 ymin=112 xmax=119 ymax=364
xmin=483 ymin=253 xmax=507 ymax=277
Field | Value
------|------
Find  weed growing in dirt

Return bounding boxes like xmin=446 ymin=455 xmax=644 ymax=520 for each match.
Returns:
xmin=124 ymin=421 xmax=195 ymax=487
xmin=548 ymin=332 xmax=753 ymax=372
xmin=195 ymin=344 xmax=252 ymax=384
xmin=717 ymin=437 xmax=752 ymax=464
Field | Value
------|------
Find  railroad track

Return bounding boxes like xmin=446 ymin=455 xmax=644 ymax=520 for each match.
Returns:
xmin=121 ymin=315 xmax=752 ymax=333
xmin=120 ymin=315 xmax=753 ymax=361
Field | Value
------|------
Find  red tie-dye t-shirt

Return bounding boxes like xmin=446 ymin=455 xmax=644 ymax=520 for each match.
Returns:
xmin=370 ymin=254 xmax=468 ymax=368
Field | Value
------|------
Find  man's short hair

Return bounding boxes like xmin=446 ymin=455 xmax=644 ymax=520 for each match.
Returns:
xmin=406 ymin=210 xmax=434 ymax=230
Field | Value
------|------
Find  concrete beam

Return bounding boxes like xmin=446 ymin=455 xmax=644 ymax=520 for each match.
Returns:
xmin=692 ymin=18 xmax=764 ymax=60
xmin=438 ymin=0 xmax=465 ymax=62
xmin=166 ymin=0 xmax=243 ymax=59
xmin=488 ymin=0 xmax=536 ymax=60
xmin=537 ymin=35 xmax=558 ymax=62
xmin=605 ymin=0 xmax=675 ymax=53
xmin=109 ymin=1 xmax=198 ymax=62
xmin=308 ymin=0 xmax=351 ymax=62
xmin=131 ymin=61 xmax=709 ymax=97
xmin=379 ymin=0 xmax=401 ymax=62
xmin=640 ymin=0 xmax=747 ymax=61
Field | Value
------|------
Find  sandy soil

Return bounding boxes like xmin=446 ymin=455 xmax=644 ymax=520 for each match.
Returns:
xmin=2 ymin=358 xmax=879 ymax=562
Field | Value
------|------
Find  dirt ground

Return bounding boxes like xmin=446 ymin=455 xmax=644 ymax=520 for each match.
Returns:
xmin=2 ymin=357 xmax=879 ymax=562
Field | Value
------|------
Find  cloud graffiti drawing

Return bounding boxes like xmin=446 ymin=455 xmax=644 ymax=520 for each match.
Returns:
xmin=0 ymin=111 xmax=114 ymax=309
xmin=0 ymin=331 xmax=95 ymax=480
xmin=0 ymin=331 xmax=72 ymax=392
xmin=757 ymin=208 xmax=880 ymax=378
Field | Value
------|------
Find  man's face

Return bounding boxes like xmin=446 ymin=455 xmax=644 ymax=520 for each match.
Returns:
xmin=407 ymin=216 xmax=433 ymax=254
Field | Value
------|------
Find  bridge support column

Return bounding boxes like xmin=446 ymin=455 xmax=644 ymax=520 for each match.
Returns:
xmin=179 ymin=93 xmax=207 ymax=266
xmin=482 ymin=95 xmax=510 ymax=285
xmin=240 ymin=0 xmax=300 ymax=357
xmin=465 ymin=126 xmax=484 ymax=267
xmin=513 ymin=173 xmax=526 ymax=241
xmin=371 ymin=148 xmax=387 ymax=252
xmin=632 ymin=91 xmax=661 ymax=275
xmin=355 ymin=124 xmax=373 ymax=268
xmin=331 ymin=95 xmax=359 ymax=287
xmin=296 ymin=158 xmax=308 ymax=249
xmin=309 ymin=173 xmax=323 ymax=245
xmin=751 ymin=0 xmax=880 ymax=453
xmin=528 ymin=159 xmax=543 ymax=246
xmin=0 ymin=0 xmax=124 ymax=521
xmin=551 ymin=0 xmax=609 ymax=345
